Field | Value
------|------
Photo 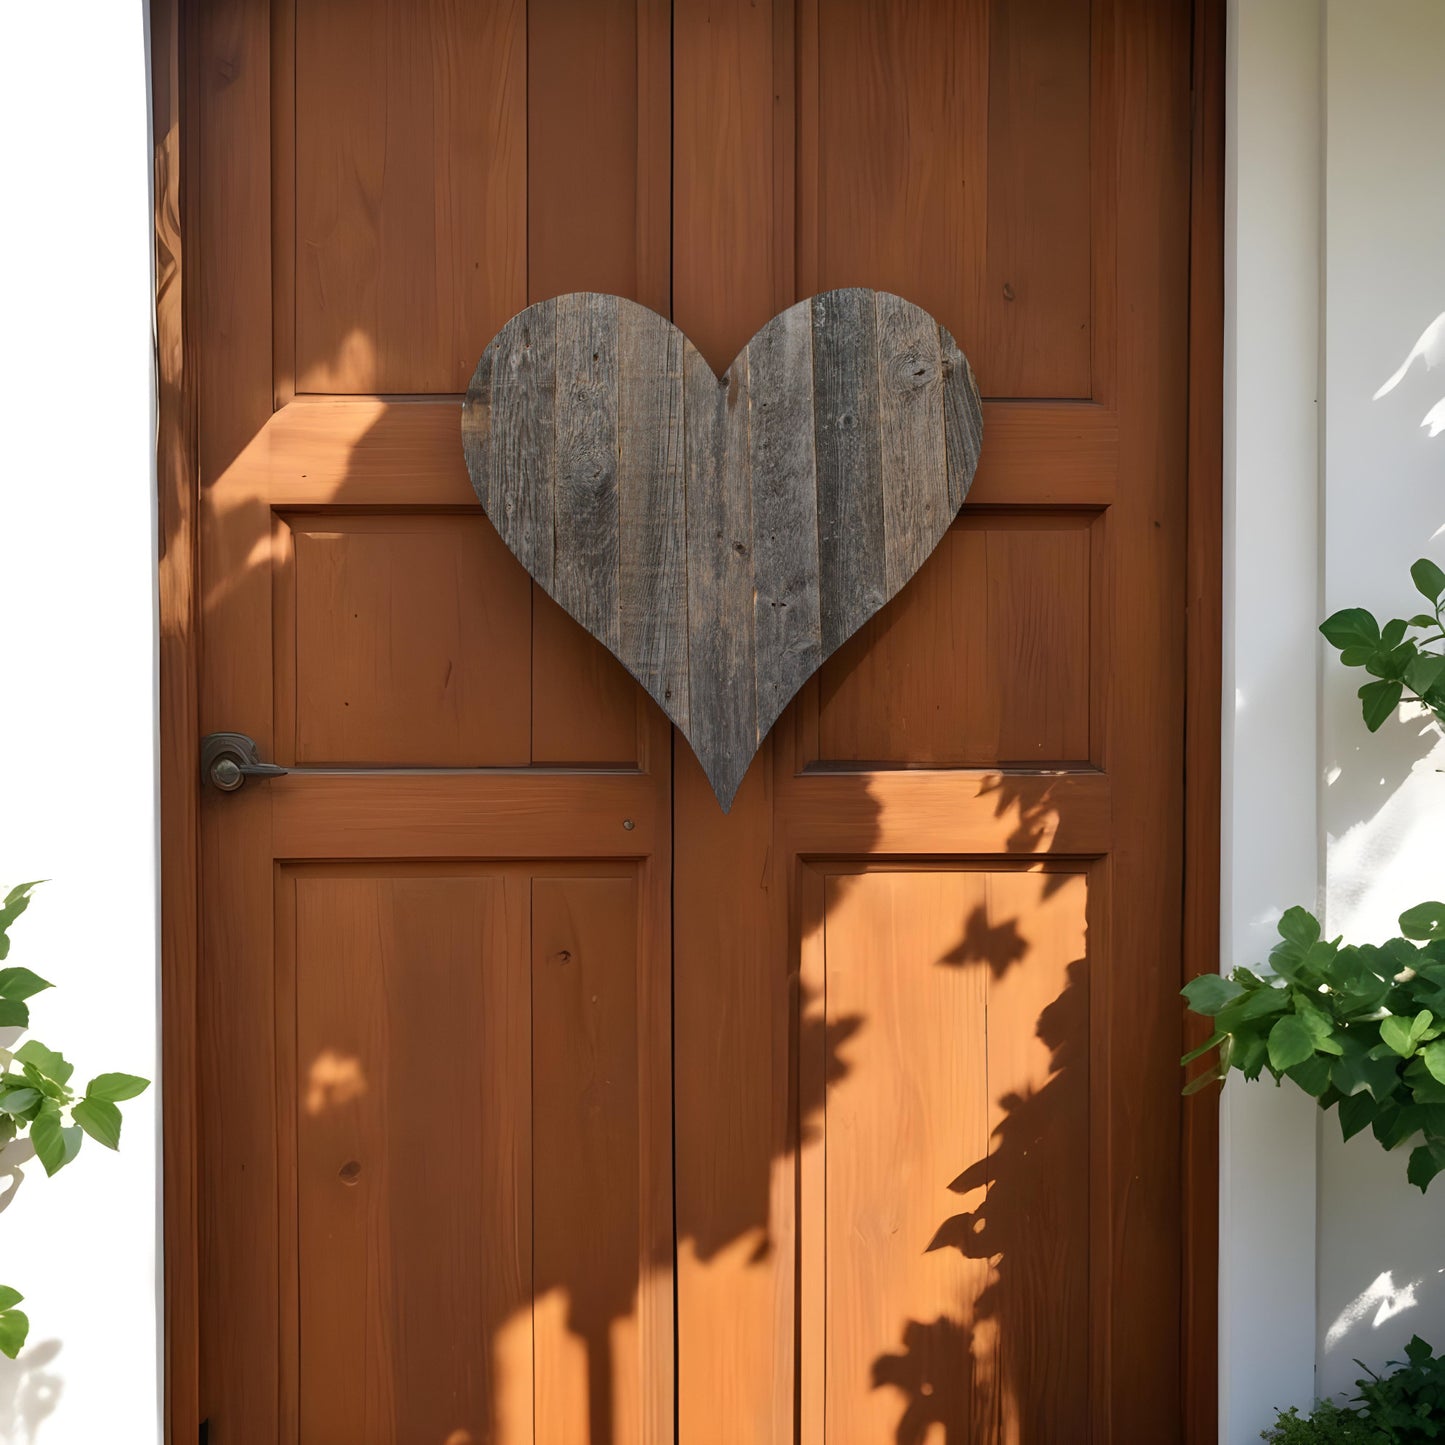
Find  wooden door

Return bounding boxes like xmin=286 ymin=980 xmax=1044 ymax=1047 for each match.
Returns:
xmin=187 ymin=1 xmax=1196 ymax=1442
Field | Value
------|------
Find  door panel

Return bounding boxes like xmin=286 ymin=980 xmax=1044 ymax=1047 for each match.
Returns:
xmin=817 ymin=513 xmax=1095 ymax=766
xmin=673 ymin=0 xmax=1188 ymax=1441
xmin=813 ymin=0 xmax=1092 ymax=398
xmin=197 ymin=1 xmax=673 ymax=1440
xmin=294 ymin=0 xmax=527 ymax=393
xmin=193 ymin=0 xmax=1195 ymax=1440
xmin=289 ymin=869 xmax=530 ymax=1444
xmin=281 ymin=515 xmax=533 ymax=765
xmin=799 ymin=865 xmax=1089 ymax=1444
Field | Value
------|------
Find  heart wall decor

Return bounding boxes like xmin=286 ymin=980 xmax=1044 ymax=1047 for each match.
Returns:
xmin=461 ymin=288 xmax=984 ymax=810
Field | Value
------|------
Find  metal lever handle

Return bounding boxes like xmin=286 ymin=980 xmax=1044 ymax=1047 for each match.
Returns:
xmin=201 ymin=732 xmax=289 ymax=792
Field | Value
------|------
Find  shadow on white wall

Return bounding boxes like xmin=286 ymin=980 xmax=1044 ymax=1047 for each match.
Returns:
xmin=0 ymin=1136 xmax=62 ymax=1440
xmin=0 ymin=1337 xmax=62 ymax=1444
xmin=1316 ymin=302 xmax=1445 ymax=1401
xmin=1374 ymin=310 xmax=1445 ymax=439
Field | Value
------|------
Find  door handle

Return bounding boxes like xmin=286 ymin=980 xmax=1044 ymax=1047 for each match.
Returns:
xmin=201 ymin=732 xmax=289 ymax=792
xmin=201 ymin=731 xmax=646 ymax=794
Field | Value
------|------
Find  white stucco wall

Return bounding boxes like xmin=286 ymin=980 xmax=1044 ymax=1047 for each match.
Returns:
xmin=1220 ymin=0 xmax=1324 ymax=1435
xmin=1224 ymin=1 xmax=1445 ymax=1437
xmin=1315 ymin=0 xmax=1445 ymax=1406
xmin=0 ymin=3 xmax=161 ymax=1443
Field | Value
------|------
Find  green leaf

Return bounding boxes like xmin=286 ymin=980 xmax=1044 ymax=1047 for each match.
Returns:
xmin=1422 ymin=1040 xmax=1445 ymax=1085
xmin=1181 ymin=974 xmax=1244 ymax=1016
xmin=20 ymin=1064 xmax=64 ymax=1101
xmin=0 ymin=999 xmax=29 ymax=1029
xmin=0 ymin=881 xmax=43 ymax=963
xmin=85 ymin=1073 xmax=149 ymax=1104
xmin=15 ymin=1041 xmax=73 ymax=1088
xmin=1296 ymin=1004 xmax=1344 ymax=1055
xmin=1321 ymin=608 xmax=1381 ymax=650
xmin=0 ymin=1088 xmax=41 ymax=1117
xmin=1339 ymin=1090 xmax=1377 ymax=1141
xmin=1287 ymin=1053 xmax=1334 ymax=1096
xmin=1268 ymin=1015 xmax=1316 ymax=1072
xmin=1408 ymin=1140 xmax=1445 ymax=1192
xmin=1401 ymin=902 xmax=1445 ymax=942
xmin=0 ymin=1287 xmax=22 ymax=1311
xmin=1181 ymin=1031 xmax=1225 ymax=1066
xmin=1360 ymin=679 xmax=1404 ymax=731
xmin=0 ymin=1308 xmax=30 ymax=1360
xmin=0 ymin=968 xmax=51 ymax=1002
xmin=72 ymin=1097 xmax=122 ymax=1151
xmin=30 ymin=1106 xmax=81 ymax=1177
xmin=1407 ymin=654 xmax=1445 ymax=698
xmin=1382 ymin=618 xmax=1409 ymax=649
xmin=1232 ymin=1030 xmax=1271 ymax=1081
xmin=1277 ymin=907 xmax=1322 ymax=948
xmin=1381 ymin=1015 xmax=1420 ymax=1058
xmin=1367 ymin=640 xmax=1418 ymax=681
xmin=1412 ymin=558 xmax=1445 ymax=603
xmin=1339 ymin=645 xmax=1374 ymax=667
xmin=1410 ymin=613 xmax=1440 ymax=628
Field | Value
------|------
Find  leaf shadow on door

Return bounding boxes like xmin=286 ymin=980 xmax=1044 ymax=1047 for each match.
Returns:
xmin=869 ymin=918 xmax=1089 ymax=1445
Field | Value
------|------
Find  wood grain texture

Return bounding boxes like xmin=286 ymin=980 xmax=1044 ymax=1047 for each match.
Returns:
xmin=293 ymin=872 xmax=530 ymax=1443
xmin=533 ymin=876 xmax=643 ymax=1445
xmin=812 ymin=287 xmax=885 ymax=655
xmin=817 ymin=514 xmax=1094 ymax=766
xmin=462 ymin=288 xmax=985 ymax=807
xmin=618 ymin=304 xmax=689 ymax=730
xmin=749 ymin=300 xmax=821 ymax=739
xmin=294 ymin=0 xmax=525 ymax=392
xmin=283 ymin=514 xmax=532 ymax=766
xmin=189 ymin=6 xmax=677 ymax=1443
xmin=555 ymin=293 xmax=622 ymax=652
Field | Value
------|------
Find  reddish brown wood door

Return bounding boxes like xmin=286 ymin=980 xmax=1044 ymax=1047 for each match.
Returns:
xmin=191 ymin=1 xmax=1194 ymax=1441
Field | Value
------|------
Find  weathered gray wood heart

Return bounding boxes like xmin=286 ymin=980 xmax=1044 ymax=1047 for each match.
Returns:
xmin=461 ymin=289 xmax=983 ymax=810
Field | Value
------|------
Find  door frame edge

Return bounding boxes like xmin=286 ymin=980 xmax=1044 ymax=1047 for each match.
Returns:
xmin=1182 ymin=0 xmax=1226 ymax=1439
xmin=153 ymin=0 xmax=201 ymax=1437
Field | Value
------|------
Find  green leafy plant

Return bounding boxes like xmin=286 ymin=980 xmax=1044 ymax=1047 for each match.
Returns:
xmin=1184 ymin=901 xmax=1445 ymax=1191
xmin=1262 ymin=1335 xmax=1445 ymax=1442
xmin=0 ymin=880 xmax=149 ymax=1357
xmin=1186 ymin=557 xmax=1445 ymax=1189
xmin=1321 ymin=557 xmax=1445 ymax=731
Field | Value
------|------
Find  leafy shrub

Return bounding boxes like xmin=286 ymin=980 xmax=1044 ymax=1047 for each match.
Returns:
xmin=0 ymin=881 xmax=149 ymax=1357
xmin=1263 ymin=1337 xmax=1445 ymax=1443
xmin=1183 ymin=900 xmax=1445 ymax=1191
xmin=1264 ymin=1398 xmax=1381 ymax=1444
xmin=1321 ymin=557 xmax=1445 ymax=731
xmin=1185 ymin=557 xmax=1445 ymax=1189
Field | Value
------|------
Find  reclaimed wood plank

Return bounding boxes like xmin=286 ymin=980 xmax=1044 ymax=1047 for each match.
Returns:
xmin=749 ymin=300 xmax=822 ymax=740
xmin=486 ymin=300 xmax=557 ymax=591
xmin=554 ymin=292 xmax=621 ymax=652
xmin=618 ymin=303 xmax=689 ymax=731
xmin=875 ymin=290 xmax=948 ymax=593
xmin=811 ymin=288 xmax=886 ymax=656
xmin=684 ymin=344 xmax=757 ymax=809
xmin=459 ymin=340 xmax=494 ymax=508
xmin=941 ymin=327 xmax=985 ymax=510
